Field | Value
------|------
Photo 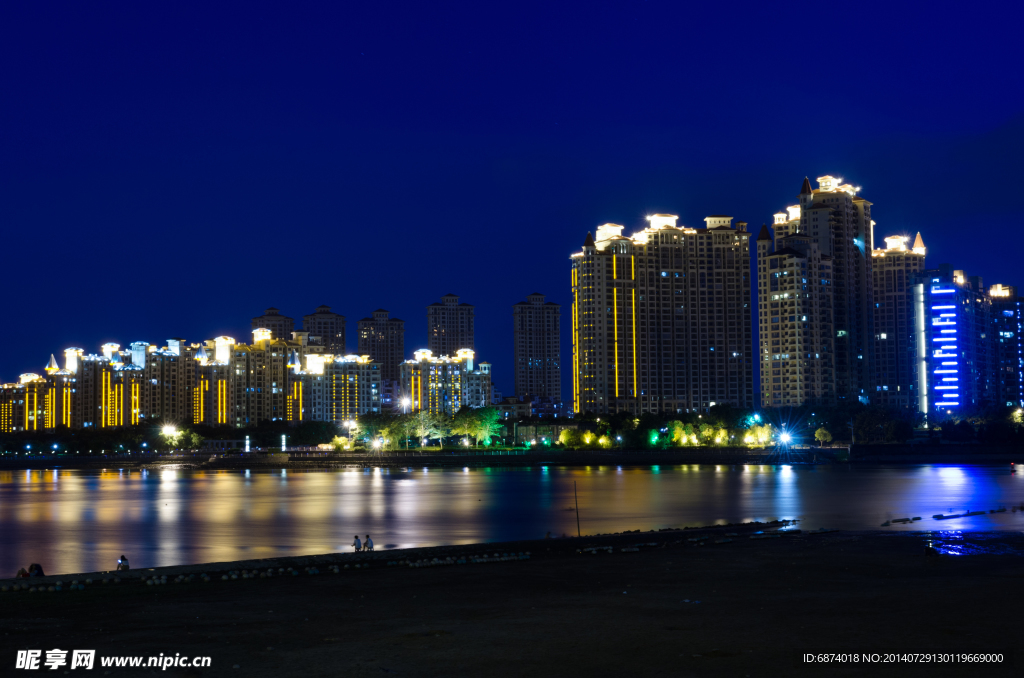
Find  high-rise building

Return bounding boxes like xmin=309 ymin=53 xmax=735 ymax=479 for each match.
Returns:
xmin=140 ymin=339 xmax=197 ymax=425
xmin=357 ymin=310 xmax=405 ymax=382
xmin=427 ymin=294 xmax=474 ymax=357
xmin=988 ymin=284 xmax=1023 ymax=408
xmin=399 ymin=348 xmax=492 ymax=416
xmin=571 ymin=213 xmax=754 ymax=415
xmin=913 ymin=265 xmax=996 ymax=416
xmin=303 ymin=305 xmax=345 ymax=353
xmin=0 ymin=373 xmax=48 ymax=433
xmin=220 ymin=330 xmax=325 ymax=427
xmin=513 ymin=293 xmax=561 ymax=401
xmin=781 ymin=176 xmax=875 ymax=402
xmin=250 ymin=307 xmax=295 ymax=340
xmin=43 ymin=355 xmax=74 ymax=430
xmin=756 ymin=229 xmax=835 ymax=407
xmin=290 ymin=353 xmax=382 ymax=424
xmin=870 ymin=233 xmax=926 ymax=408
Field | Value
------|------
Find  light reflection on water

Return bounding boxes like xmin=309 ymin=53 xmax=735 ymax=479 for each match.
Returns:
xmin=0 ymin=464 xmax=1022 ymax=575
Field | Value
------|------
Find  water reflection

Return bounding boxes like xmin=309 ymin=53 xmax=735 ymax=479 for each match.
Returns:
xmin=0 ymin=464 xmax=1021 ymax=575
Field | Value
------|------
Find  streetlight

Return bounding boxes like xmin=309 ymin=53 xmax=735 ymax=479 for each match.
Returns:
xmin=779 ymin=432 xmax=792 ymax=445
xmin=400 ymin=399 xmax=411 ymax=449
xmin=162 ymin=425 xmax=177 ymax=436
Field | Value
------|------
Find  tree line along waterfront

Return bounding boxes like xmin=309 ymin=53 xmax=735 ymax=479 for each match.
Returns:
xmin=3 ymin=402 xmax=1024 ymax=459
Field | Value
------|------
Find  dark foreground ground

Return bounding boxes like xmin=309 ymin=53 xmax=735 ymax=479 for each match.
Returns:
xmin=1 ymin=528 xmax=1021 ymax=678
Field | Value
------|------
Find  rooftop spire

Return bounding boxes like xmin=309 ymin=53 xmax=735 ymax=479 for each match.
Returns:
xmin=583 ymin=232 xmax=595 ymax=247
xmin=799 ymin=176 xmax=813 ymax=196
xmin=756 ymin=224 xmax=772 ymax=242
xmin=45 ymin=354 xmax=59 ymax=374
xmin=912 ymin=231 xmax=926 ymax=255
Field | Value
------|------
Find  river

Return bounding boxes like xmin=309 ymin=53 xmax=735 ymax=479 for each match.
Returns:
xmin=1 ymin=463 xmax=1022 ymax=575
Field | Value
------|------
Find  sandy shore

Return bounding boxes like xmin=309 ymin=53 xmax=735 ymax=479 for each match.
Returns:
xmin=2 ymin=526 xmax=1021 ymax=677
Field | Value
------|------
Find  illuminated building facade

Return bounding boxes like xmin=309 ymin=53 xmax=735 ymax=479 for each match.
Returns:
xmin=988 ymin=284 xmax=1023 ymax=407
xmin=303 ymin=305 xmax=346 ymax=353
xmin=43 ymin=356 xmax=74 ymax=429
xmin=783 ymin=176 xmax=875 ymax=402
xmin=913 ymin=265 xmax=996 ymax=416
xmin=571 ymin=213 xmax=754 ymax=415
xmin=756 ymin=228 xmax=835 ymax=407
xmin=399 ymin=349 xmax=492 ymax=416
xmin=141 ymin=339 xmax=197 ymax=425
xmin=250 ymin=307 xmax=295 ymax=341
xmin=0 ymin=374 xmax=48 ymax=433
xmin=291 ymin=354 xmax=382 ymax=423
xmin=870 ymin=233 xmax=926 ymax=408
xmin=512 ymin=293 xmax=561 ymax=401
xmin=357 ymin=310 xmax=405 ymax=382
xmin=223 ymin=330 xmax=325 ymax=426
xmin=427 ymin=294 xmax=475 ymax=357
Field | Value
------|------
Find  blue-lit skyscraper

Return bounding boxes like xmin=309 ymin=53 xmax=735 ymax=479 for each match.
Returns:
xmin=913 ymin=265 xmax=996 ymax=417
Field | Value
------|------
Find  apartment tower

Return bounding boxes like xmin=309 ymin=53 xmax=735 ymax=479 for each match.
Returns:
xmin=513 ymin=293 xmax=561 ymax=401
xmin=870 ymin=233 xmax=926 ymax=408
xmin=427 ymin=294 xmax=474 ymax=357
xmin=778 ymin=176 xmax=875 ymax=402
xmin=989 ymin=284 xmax=1023 ymax=407
xmin=571 ymin=214 xmax=754 ymax=415
xmin=357 ymin=310 xmax=405 ymax=382
xmin=250 ymin=307 xmax=295 ymax=341
xmin=913 ymin=265 xmax=996 ymax=416
xmin=756 ymin=227 xmax=835 ymax=407
xmin=303 ymin=305 xmax=346 ymax=353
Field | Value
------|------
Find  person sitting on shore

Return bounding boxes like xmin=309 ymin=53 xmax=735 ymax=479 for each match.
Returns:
xmin=352 ymin=535 xmax=362 ymax=552
xmin=117 ymin=555 xmax=130 ymax=571
xmin=15 ymin=567 xmax=28 ymax=578
xmin=364 ymin=535 xmax=374 ymax=552
xmin=28 ymin=563 xmax=45 ymax=577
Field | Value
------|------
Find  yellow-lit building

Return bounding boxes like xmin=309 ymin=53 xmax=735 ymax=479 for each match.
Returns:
xmin=0 ymin=374 xmax=48 ymax=433
xmin=571 ymin=213 xmax=754 ymax=415
xmin=228 ymin=329 xmax=326 ymax=426
xmin=399 ymin=348 xmax=492 ymax=416
xmin=290 ymin=353 xmax=382 ymax=423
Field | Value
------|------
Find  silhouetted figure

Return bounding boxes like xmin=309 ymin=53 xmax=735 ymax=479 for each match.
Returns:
xmin=117 ymin=555 xmax=130 ymax=571
xmin=364 ymin=535 xmax=374 ymax=551
xmin=28 ymin=563 xmax=44 ymax=577
xmin=351 ymin=535 xmax=362 ymax=552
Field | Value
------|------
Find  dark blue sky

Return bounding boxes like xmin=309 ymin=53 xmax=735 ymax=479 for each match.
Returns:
xmin=2 ymin=2 xmax=1023 ymax=398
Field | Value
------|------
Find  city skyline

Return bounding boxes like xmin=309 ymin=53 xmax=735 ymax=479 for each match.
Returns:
xmin=2 ymin=4 xmax=1022 ymax=404
xmin=1 ymin=183 xmax=1020 ymax=412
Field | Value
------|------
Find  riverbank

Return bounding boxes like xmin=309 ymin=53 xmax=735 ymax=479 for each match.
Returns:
xmin=0 ymin=448 xmax=860 ymax=470
xmin=2 ymin=527 xmax=1021 ymax=677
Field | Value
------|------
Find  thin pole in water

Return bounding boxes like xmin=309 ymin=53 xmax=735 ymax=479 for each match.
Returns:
xmin=574 ymin=480 xmax=581 ymax=537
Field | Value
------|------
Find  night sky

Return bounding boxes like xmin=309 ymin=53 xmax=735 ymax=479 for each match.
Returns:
xmin=3 ymin=2 xmax=1023 ymax=398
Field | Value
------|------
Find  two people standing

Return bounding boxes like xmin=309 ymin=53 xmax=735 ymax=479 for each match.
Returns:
xmin=351 ymin=534 xmax=374 ymax=552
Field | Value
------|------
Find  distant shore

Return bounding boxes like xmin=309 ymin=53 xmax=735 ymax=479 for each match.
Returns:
xmin=2 ymin=445 xmax=1021 ymax=470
